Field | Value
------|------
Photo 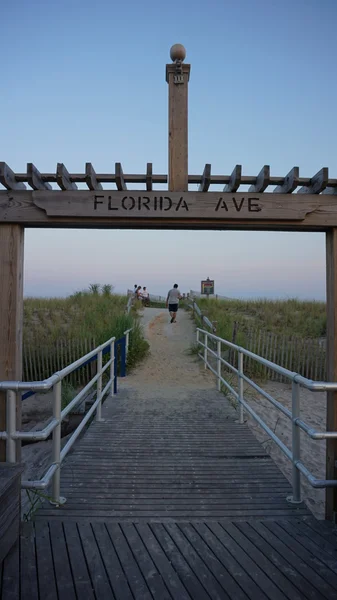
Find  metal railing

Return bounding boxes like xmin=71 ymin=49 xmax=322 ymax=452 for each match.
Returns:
xmin=0 ymin=329 xmax=131 ymax=506
xmin=196 ymin=327 xmax=337 ymax=503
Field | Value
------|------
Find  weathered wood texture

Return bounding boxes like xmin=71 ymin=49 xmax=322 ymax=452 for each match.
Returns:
xmin=2 ymin=190 xmax=337 ymax=230
xmin=34 ymin=388 xmax=310 ymax=521
xmin=0 ymin=225 xmax=24 ymax=461
xmin=326 ymin=229 xmax=337 ymax=521
xmin=2 ymin=518 xmax=337 ymax=599
xmin=0 ymin=465 xmax=24 ymax=564
xmin=167 ymin=63 xmax=190 ymax=191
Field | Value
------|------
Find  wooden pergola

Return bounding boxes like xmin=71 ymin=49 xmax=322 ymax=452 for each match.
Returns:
xmin=1 ymin=44 xmax=337 ymax=519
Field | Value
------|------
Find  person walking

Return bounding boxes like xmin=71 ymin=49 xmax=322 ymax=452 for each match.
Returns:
xmin=166 ymin=283 xmax=182 ymax=323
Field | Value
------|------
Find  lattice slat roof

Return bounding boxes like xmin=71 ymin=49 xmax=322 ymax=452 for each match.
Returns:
xmin=1 ymin=162 xmax=336 ymax=194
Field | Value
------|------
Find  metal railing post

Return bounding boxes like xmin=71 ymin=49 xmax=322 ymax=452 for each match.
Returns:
xmin=196 ymin=329 xmax=200 ymax=346
xmin=217 ymin=340 xmax=221 ymax=391
xmin=288 ymin=381 xmax=302 ymax=503
xmin=238 ymin=351 xmax=244 ymax=424
xmin=96 ymin=349 xmax=103 ymax=421
xmin=120 ymin=338 xmax=126 ymax=377
xmin=51 ymin=380 xmax=65 ymax=505
xmin=204 ymin=332 xmax=208 ymax=369
xmin=125 ymin=330 xmax=130 ymax=358
xmin=6 ymin=390 xmax=17 ymax=463
xmin=110 ymin=340 xmax=115 ymax=396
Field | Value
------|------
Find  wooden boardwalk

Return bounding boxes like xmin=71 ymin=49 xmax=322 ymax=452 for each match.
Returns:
xmin=2 ymin=518 xmax=337 ymax=599
xmin=2 ymin=386 xmax=337 ymax=597
xmin=34 ymin=388 xmax=310 ymax=521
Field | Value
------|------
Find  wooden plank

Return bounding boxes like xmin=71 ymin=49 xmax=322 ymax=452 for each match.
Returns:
xmin=197 ymin=522 xmax=281 ymax=600
xmin=218 ymin=522 xmax=305 ymax=600
xmin=1 ymin=536 xmax=19 ymax=600
xmin=146 ymin=162 xmax=153 ymax=191
xmin=164 ymin=522 xmax=232 ymax=599
xmin=121 ymin=523 xmax=174 ymax=600
xmin=298 ymin=167 xmax=329 ymax=194
xmin=277 ymin=520 xmax=337 ymax=579
xmin=249 ymin=521 xmax=331 ymax=597
xmin=198 ymin=164 xmax=211 ymax=192
xmin=0 ymin=225 xmax=24 ymax=461
xmin=263 ymin=521 xmax=337 ymax=596
xmin=115 ymin=162 xmax=127 ymax=191
xmin=20 ymin=523 xmax=39 ymax=600
xmin=179 ymin=523 xmax=253 ymax=599
xmin=62 ymin=522 xmax=95 ymax=600
xmin=56 ymin=163 xmax=78 ymax=190
xmin=274 ymin=167 xmax=299 ymax=194
xmin=27 ymin=163 xmax=52 ymax=190
xmin=106 ymin=523 xmax=152 ymax=600
xmin=249 ymin=165 xmax=270 ymax=193
xmin=236 ymin=522 xmax=324 ymax=599
xmin=85 ymin=163 xmax=103 ymax=191
xmin=325 ymin=228 xmax=337 ymax=521
xmin=223 ymin=165 xmax=241 ymax=192
xmin=166 ymin=60 xmax=190 ymax=191
xmin=48 ymin=521 xmax=77 ymax=599
xmin=35 ymin=521 xmax=58 ymax=599
xmin=77 ymin=522 xmax=114 ymax=598
xmin=0 ymin=162 xmax=26 ymax=190
xmin=150 ymin=523 xmax=210 ymax=600
xmin=91 ymin=523 xmax=133 ymax=600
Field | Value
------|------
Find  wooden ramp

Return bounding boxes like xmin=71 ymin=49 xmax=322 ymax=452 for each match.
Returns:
xmin=34 ymin=388 xmax=310 ymax=521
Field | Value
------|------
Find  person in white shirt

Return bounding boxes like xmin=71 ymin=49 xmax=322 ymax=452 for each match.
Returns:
xmin=142 ymin=287 xmax=150 ymax=306
xmin=166 ymin=284 xmax=182 ymax=323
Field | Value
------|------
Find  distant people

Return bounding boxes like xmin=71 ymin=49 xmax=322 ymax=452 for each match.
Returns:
xmin=166 ymin=283 xmax=182 ymax=324
xmin=136 ymin=286 xmax=142 ymax=300
xmin=142 ymin=286 xmax=150 ymax=306
xmin=134 ymin=284 xmax=138 ymax=296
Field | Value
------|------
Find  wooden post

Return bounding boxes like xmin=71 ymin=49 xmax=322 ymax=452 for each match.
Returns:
xmin=326 ymin=229 xmax=337 ymax=520
xmin=0 ymin=225 xmax=24 ymax=461
xmin=166 ymin=44 xmax=190 ymax=191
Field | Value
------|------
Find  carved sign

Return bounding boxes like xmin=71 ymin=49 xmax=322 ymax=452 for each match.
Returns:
xmin=30 ymin=191 xmax=318 ymax=221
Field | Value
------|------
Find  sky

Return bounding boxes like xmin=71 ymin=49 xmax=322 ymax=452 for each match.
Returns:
xmin=2 ymin=0 xmax=336 ymax=300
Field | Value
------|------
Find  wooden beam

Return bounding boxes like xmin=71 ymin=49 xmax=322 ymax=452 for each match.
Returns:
xmin=166 ymin=59 xmax=191 ymax=191
xmin=146 ymin=163 xmax=153 ymax=191
xmin=56 ymin=164 xmax=78 ymax=191
xmin=223 ymin=165 xmax=242 ymax=192
xmin=0 ymin=163 xmax=26 ymax=190
xmin=248 ymin=165 xmax=270 ymax=193
xmin=198 ymin=164 xmax=211 ymax=192
xmin=3 ymin=189 xmax=337 ymax=230
xmin=0 ymin=225 xmax=24 ymax=461
xmin=274 ymin=167 xmax=299 ymax=194
xmin=85 ymin=163 xmax=103 ymax=191
xmin=27 ymin=164 xmax=52 ymax=190
xmin=325 ymin=229 xmax=337 ymax=521
xmin=298 ymin=167 xmax=328 ymax=194
xmin=115 ymin=163 xmax=127 ymax=191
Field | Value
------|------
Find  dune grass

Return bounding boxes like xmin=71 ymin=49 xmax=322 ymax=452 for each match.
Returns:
xmin=193 ymin=297 xmax=326 ymax=341
xmin=24 ymin=287 xmax=149 ymax=372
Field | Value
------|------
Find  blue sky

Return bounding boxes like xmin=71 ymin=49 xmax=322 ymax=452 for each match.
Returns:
xmin=2 ymin=0 xmax=336 ymax=300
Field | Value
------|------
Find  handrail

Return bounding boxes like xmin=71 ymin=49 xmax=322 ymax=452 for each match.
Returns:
xmin=0 ymin=328 xmax=132 ymax=505
xmin=196 ymin=326 xmax=337 ymax=503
